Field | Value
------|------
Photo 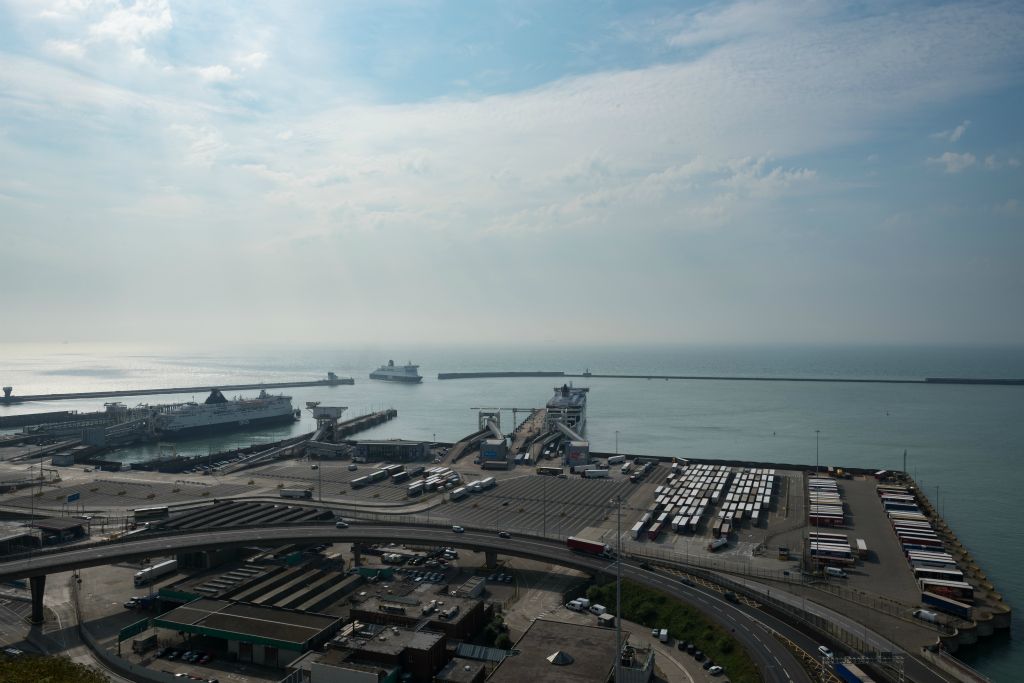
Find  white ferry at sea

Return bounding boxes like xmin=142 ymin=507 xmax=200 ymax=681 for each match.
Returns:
xmin=152 ymin=389 xmax=299 ymax=437
xmin=369 ymin=360 xmax=422 ymax=383
xmin=544 ymin=383 xmax=589 ymax=433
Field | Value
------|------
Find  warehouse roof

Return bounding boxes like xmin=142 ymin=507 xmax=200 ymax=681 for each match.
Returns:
xmin=154 ymin=599 xmax=340 ymax=651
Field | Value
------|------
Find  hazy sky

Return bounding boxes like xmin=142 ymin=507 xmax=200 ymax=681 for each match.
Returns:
xmin=2 ymin=0 xmax=1023 ymax=346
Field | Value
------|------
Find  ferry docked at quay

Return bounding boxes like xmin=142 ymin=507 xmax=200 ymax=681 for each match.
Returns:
xmin=151 ymin=388 xmax=299 ymax=437
xmin=369 ymin=360 xmax=423 ymax=383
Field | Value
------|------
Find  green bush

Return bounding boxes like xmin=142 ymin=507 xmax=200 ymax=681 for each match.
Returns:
xmin=0 ymin=654 xmax=109 ymax=682
xmin=587 ymin=580 xmax=760 ymax=683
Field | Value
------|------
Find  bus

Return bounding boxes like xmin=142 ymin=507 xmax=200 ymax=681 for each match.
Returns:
xmin=132 ymin=506 xmax=169 ymax=521
xmin=537 ymin=466 xmax=564 ymax=476
xmin=450 ymin=487 xmax=469 ymax=501
xmin=407 ymin=482 xmax=425 ymax=497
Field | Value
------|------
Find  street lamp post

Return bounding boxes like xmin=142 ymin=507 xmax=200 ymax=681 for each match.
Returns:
xmin=615 ymin=430 xmax=619 ymax=456
xmin=815 ymin=429 xmax=820 ymax=474
xmin=613 ymin=495 xmax=622 ymax=682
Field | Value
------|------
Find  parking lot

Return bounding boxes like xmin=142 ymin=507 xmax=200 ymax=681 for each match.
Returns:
xmin=446 ymin=474 xmax=639 ymax=536
xmin=0 ymin=478 xmax=252 ymax=512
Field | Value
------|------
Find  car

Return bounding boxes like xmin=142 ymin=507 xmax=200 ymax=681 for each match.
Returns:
xmin=702 ymin=659 xmax=716 ymax=670
xmin=348 ymin=464 xmax=358 ymax=471
xmin=693 ymin=650 xmax=705 ymax=661
xmin=639 ymin=561 xmax=653 ymax=571
xmin=167 ymin=649 xmax=181 ymax=660
xmin=498 ymin=531 xmax=511 ymax=539
xmin=817 ymin=645 xmax=834 ymax=659
xmin=708 ymin=665 xmax=724 ymax=675
xmin=488 ymin=574 xmax=497 ymax=581
xmin=335 ymin=520 xmax=349 ymax=528
xmin=503 ymin=575 xmax=513 ymax=583
xmin=451 ymin=525 xmax=464 ymax=533
xmin=651 ymin=628 xmax=660 ymax=638
xmin=124 ymin=599 xmax=139 ymax=609
xmin=679 ymin=577 xmax=695 ymax=586
xmin=3 ymin=647 xmax=25 ymax=657
xmin=310 ymin=464 xmax=319 ymax=469
xmin=676 ymin=641 xmax=687 ymax=651
xmin=723 ymin=591 xmax=738 ymax=603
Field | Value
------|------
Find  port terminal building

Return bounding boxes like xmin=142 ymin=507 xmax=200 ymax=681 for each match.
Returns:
xmin=153 ymin=598 xmax=342 ymax=667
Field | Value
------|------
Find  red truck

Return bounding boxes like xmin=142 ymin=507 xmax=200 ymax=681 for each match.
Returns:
xmin=567 ymin=536 xmax=615 ymax=557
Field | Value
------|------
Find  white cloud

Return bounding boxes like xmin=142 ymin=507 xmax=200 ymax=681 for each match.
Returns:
xmin=195 ymin=64 xmax=235 ymax=84
xmin=932 ymin=120 xmax=971 ymax=142
xmin=87 ymin=0 xmax=172 ymax=46
xmin=927 ymin=152 xmax=976 ymax=173
xmin=982 ymin=154 xmax=1021 ymax=170
xmin=43 ymin=39 xmax=85 ymax=59
xmin=169 ymin=124 xmax=226 ymax=166
xmin=236 ymin=51 xmax=268 ymax=71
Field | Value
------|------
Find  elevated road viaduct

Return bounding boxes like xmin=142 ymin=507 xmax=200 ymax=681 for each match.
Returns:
xmin=0 ymin=523 xmax=949 ymax=683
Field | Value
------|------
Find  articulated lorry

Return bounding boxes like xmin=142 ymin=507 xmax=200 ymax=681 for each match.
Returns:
xmin=566 ymin=536 xmax=615 ymax=558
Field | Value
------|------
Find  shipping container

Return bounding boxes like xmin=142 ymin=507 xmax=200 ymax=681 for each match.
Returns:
xmin=921 ymin=591 xmax=972 ymax=619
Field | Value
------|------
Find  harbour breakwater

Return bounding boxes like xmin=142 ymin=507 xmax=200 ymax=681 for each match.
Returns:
xmin=0 ymin=375 xmax=354 ymax=405
xmin=437 ymin=371 xmax=1024 ymax=385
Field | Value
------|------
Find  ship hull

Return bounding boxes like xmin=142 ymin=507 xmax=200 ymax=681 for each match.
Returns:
xmin=369 ymin=373 xmax=423 ymax=383
xmin=154 ymin=411 xmax=297 ymax=438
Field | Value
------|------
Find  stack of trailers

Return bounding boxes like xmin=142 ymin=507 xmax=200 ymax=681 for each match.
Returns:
xmin=808 ymin=477 xmax=844 ymax=526
xmin=659 ymin=463 xmax=733 ymax=538
xmin=719 ymin=467 xmax=776 ymax=528
xmin=808 ymin=530 xmax=855 ymax=566
xmin=632 ymin=463 xmax=777 ymax=542
xmin=877 ymin=483 xmax=973 ymax=620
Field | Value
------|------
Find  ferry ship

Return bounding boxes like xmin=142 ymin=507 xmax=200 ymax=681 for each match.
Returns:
xmin=544 ymin=383 xmax=588 ymax=433
xmin=152 ymin=389 xmax=299 ymax=437
xmin=369 ymin=360 xmax=422 ymax=383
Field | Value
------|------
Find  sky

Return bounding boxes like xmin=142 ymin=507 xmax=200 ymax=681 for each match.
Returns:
xmin=1 ymin=0 xmax=1023 ymax=347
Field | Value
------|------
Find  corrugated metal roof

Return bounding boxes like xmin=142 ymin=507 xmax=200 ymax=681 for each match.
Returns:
xmin=455 ymin=642 xmax=508 ymax=663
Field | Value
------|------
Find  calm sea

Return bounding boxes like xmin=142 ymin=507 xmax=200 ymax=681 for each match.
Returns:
xmin=1 ymin=343 xmax=1022 ymax=679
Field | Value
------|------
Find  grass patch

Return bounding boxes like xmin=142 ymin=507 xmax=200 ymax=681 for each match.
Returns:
xmin=587 ymin=579 xmax=761 ymax=683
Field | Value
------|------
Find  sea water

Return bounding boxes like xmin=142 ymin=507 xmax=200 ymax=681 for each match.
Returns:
xmin=1 ymin=343 xmax=1022 ymax=679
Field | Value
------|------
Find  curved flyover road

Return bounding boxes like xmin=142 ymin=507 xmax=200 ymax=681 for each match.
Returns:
xmin=2 ymin=524 xmax=813 ymax=683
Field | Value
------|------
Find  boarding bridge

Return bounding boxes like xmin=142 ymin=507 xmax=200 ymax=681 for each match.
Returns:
xmin=553 ymin=421 xmax=584 ymax=443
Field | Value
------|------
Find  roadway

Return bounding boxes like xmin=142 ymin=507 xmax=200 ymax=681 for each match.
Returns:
xmin=0 ymin=522 xmax=957 ymax=683
xmin=0 ymin=524 xmax=812 ymax=683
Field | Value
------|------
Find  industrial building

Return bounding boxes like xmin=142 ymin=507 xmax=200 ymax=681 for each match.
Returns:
xmin=488 ymin=619 xmax=634 ymax=683
xmin=478 ymin=439 xmax=509 ymax=470
xmin=153 ymin=598 xmax=342 ymax=667
xmin=288 ymin=622 xmax=447 ymax=682
xmin=350 ymin=591 xmax=488 ymax=641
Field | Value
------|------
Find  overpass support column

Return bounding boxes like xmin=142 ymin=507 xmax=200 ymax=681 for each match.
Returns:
xmin=352 ymin=546 xmax=361 ymax=567
xmin=485 ymin=550 xmax=498 ymax=568
xmin=29 ymin=575 xmax=46 ymax=625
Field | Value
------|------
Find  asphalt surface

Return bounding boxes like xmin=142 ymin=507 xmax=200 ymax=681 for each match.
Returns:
xmin=0 ymin=523 xmax=954 ymax=683
xmin=1 ymin=524 xmax=811 ymax=683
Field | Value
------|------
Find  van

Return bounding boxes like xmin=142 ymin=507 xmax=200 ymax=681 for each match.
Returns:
xmin=576 ymin=598 xmax=590 ymax=610
xmin=566 ymin=600 xmax=583 ymax=612
xmin=825 ymin=567 xmax=847 ymax=578
xmin=659 ymin=628 xmax=669 ymax=643
xmin=589 ymin=604 xmax=606 ymax=616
